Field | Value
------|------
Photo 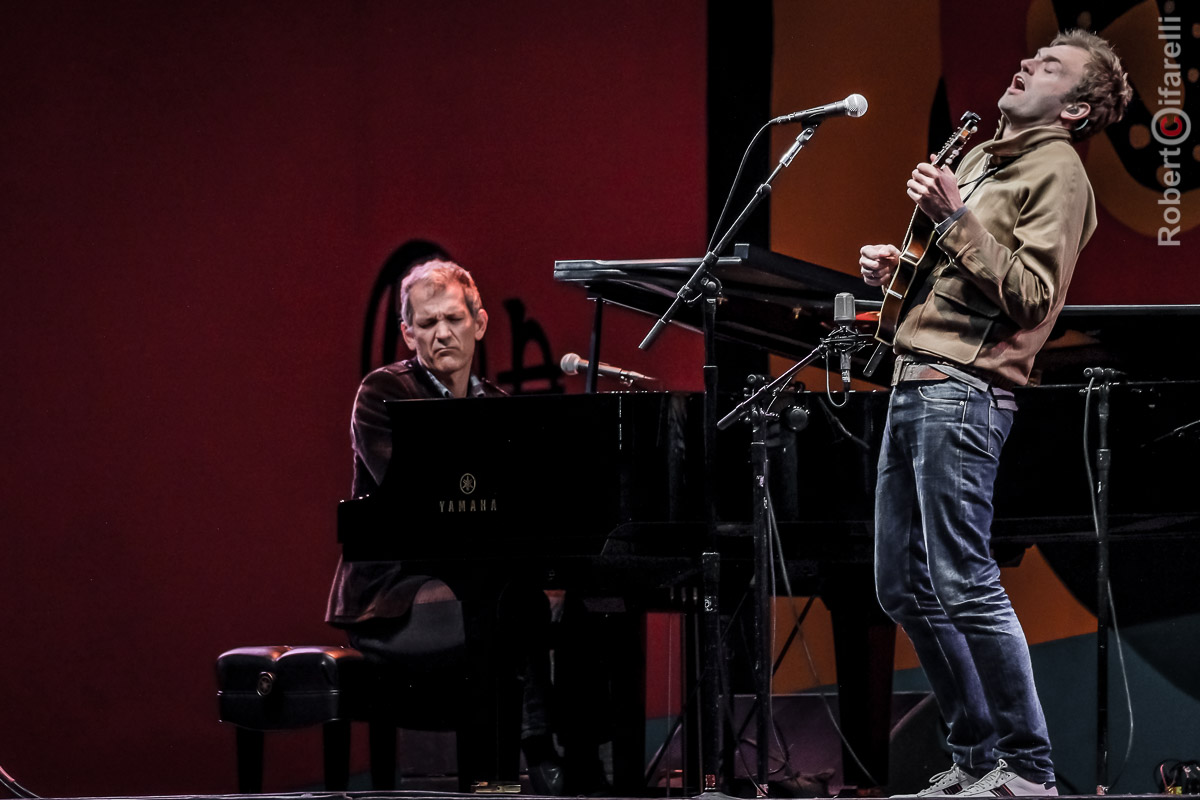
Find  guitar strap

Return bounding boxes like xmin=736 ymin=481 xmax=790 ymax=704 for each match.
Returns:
xmin=904 ymin=264 xmax=937 ymax=312
xmin=959 ymin=162 xmax=1003 ymax=202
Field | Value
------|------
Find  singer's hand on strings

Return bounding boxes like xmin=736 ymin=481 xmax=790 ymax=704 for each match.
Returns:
xmin=908 ymin=160 xmax=963 ymax=222
xmin=859 ymin=244 xmax=900 ymax=287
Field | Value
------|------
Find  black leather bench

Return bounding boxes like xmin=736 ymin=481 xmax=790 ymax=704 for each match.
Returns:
xmin=215 ymin=644 xmax=364 ymax=792
xmin=215 ymin=601 xmax=486 ymax=792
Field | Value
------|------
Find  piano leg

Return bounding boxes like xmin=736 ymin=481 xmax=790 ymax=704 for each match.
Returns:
xmin=596 ymin=610 xmax=647 ymax=795
xmin=825 ymin=566 xmax=897 ymax=792
xmin=455 ymin=585 xmax=533 ymax=790
xmin=554 ymin=604 xmax=649 ymax=794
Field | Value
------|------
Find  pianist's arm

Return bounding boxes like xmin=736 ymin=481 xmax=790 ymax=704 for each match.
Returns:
xmin=349 ymin=367 xmax=407 ymax=497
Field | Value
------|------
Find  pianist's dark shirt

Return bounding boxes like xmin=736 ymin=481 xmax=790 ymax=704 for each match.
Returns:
xmin=325 ymin=358 xmax=505 ymax=626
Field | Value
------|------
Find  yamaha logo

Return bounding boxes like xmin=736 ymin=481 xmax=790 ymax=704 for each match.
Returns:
xmin=439 ymin=472 xmax=497 ymax=513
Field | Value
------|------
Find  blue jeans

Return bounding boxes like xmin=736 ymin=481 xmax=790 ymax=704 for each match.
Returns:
xmin=874 ymin=380 xmax=1054 ymax=783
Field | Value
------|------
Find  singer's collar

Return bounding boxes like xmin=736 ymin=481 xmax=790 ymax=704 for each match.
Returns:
xmin=983 ymin=122 xmax=1071 ymax=159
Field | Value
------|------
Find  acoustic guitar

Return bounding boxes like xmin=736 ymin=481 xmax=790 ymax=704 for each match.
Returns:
xmin=875 ymin=111 xmax=982 ymax=345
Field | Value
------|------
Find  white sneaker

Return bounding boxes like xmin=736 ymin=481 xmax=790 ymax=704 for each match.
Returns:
xmin=958 ymin=759 xmax=1058 ymax=797
xmin=893 ymin=764 xmax=979 ymax=797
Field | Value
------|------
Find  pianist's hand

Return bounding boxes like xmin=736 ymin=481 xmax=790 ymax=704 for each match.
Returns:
xmin=860 ymin=244 xmax=900 ymax=287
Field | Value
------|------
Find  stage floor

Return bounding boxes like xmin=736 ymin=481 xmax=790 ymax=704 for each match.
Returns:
xmin=23 ymin=792 xmax=1179 ymax=800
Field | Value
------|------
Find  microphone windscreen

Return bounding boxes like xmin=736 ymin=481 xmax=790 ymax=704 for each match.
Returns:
xmin=845 ymin=94 xmax=868 ymax=118
xmin=559 ymin=352 xmax=583 ymax=375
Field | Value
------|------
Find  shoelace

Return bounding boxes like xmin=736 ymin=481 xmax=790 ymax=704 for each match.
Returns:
xmin=966 ymin=759 xmax=1015 ymax=792
xmin=921 ymin=765 xmax=972 ymax=793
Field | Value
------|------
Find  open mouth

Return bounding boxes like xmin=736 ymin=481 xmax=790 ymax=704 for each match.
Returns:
xmin=1011 ymin=75 xmax=1026 ymax=91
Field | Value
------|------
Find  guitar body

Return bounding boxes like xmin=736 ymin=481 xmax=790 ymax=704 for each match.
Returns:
xmin=876 ymin=208 xmax=937 ymax=344
xmin=875 ymin=111 xmax=981 ymax=345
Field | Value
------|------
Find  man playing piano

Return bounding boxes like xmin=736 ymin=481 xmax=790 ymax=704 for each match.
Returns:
xmin=324 ymin=258 xmax=565 ymax=792
xmin=858 ymin=30 xmax=1131 ymax=797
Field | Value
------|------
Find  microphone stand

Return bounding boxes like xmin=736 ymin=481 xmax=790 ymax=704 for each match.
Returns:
xmin=1083 ymin=367 xmax=1119 ymax=793
xmin=638 ymin=121 xmax=821 ymax=794
xmin=698 ymin=274 xmax=723 ymax=794
xmin=638 ymin=123 xmax=820 ymax=353
xmin=717 ymin=324 xmax=871 ymax=793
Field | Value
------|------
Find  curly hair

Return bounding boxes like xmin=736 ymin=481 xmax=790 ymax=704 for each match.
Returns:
xmin=398 ymin=258 xmax=483 ymax=326
xmin=1051 ymin=29 xmax=1134 ymax=141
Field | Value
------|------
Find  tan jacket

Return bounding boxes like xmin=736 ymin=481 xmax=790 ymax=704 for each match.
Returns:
xmin=896 ymin=125 xmax=1097 ymax=387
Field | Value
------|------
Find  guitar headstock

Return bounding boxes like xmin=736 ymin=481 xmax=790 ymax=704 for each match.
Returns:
xmin=932 ymin=111 xmax=982 ymax=169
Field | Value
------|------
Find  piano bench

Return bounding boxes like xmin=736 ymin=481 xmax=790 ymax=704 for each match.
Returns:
xmin=216 ymin=644 xmax=365 ymax=793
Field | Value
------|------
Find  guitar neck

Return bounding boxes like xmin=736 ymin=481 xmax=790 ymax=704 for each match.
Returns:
xmin=874 ymin=111 xmax=982 ymax=345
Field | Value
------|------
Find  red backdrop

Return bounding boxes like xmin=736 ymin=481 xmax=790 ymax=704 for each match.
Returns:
xmin=0 ymin=2 xmax=705 ymax=795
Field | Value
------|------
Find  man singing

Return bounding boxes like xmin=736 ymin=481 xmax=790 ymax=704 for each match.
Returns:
xmin=859 ymin=29 xmax=1131 ymax=797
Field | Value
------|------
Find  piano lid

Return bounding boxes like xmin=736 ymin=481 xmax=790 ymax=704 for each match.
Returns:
xmin=555 ymin=244 xmax=1200 ymax=383
xmin=554 ymin=243 xmax=871 ymax=363
xmin=554 ymin=243 xmax=864 ymax=303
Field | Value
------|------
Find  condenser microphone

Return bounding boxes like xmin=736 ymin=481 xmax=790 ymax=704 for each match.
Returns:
xmin=833 ymin=292 xmax=856 ymax=327
xmin=833 ymin=292 xmax=856 ymax=392
xmin=560 ymin=353 xmax=655 ymax=384
xmin=775 ymin=94 xmax=868 ymax=124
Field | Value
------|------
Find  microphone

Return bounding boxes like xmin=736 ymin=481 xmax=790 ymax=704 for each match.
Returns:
xmin=833 ymin=292 xmax=856 ymax=392
xmin=833 ymin=292 xmax=856 ymax=326
xmin=560 ymin=353 xmax=655 ymax=384
xmin=775 ymin=94 xmax=868 ymax=124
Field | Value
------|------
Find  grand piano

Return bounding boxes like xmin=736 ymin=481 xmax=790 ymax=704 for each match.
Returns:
xmin=337 ymin=245 xmax=1200 ymax=793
